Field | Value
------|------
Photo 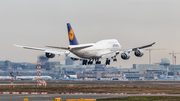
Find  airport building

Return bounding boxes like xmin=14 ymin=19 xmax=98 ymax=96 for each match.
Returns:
xmin=125 ymin=73 xmax=154 ymax=80
xmin=65 ymin=53 xmax=74 ymax=65
xmin=131 ymin=58 xmax=180 ymax=80
xmin=133 ymin=64 xmax=167 ymax=71
xmin=1 ymin=57 xmax=180 ymax=81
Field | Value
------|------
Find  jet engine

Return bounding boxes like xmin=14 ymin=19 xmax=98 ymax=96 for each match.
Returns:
xmin=121 ymin=52 xmax=130 ymax=60
xmin=134 ymin=49 xmax=144 ymax=57
xmin=45 ymin=53 xmax=55 ymax=58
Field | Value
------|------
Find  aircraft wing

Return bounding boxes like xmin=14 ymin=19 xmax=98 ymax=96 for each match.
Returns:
xmin=120 ymin=42 xmax=155 ymax=52
xmin=101 ymin=42 xmax=155 ymax=59
xmin=13 ymin=44 xmax=68 ymax=55
xmin=101 ymin=51 xmax=117 ymax=59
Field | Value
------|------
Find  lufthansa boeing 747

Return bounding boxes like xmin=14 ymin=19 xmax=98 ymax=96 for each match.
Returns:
xmin=14 ymin=23 xmax=155 ymax=65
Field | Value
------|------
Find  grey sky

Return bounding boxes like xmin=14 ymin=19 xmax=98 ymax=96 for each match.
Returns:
xmin=0 ymin=0 xmax=180 ymax=67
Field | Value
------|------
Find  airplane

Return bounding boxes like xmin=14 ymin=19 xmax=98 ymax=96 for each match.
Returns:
xmin=14 ymin=23 xmax=155 ymax=65
xmin=17 ymin=72 xmax=22 ymax=76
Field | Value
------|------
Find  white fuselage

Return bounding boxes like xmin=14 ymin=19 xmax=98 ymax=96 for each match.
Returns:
xmin=69 ymin=39 xmax=121 ymax=59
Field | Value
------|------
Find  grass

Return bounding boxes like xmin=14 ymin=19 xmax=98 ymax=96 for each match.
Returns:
xmin=1 ymin=81 xmax=180 ymax=94
xmin=0 ymin=86 xmax=180 ymax=94
xmin=97 ymin=96 xmax=180 ymax=101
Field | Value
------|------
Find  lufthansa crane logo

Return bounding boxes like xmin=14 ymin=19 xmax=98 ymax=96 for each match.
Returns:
xmin=69 ymin=29 xmax=74 ymax=41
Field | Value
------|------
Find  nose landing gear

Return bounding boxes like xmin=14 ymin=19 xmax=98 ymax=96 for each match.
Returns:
xmin=105 ymin=59 xmax=110 ymax=65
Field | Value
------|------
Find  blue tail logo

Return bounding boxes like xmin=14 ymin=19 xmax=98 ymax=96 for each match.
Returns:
xmin=67 ymin=23 xmax=79 ymax=45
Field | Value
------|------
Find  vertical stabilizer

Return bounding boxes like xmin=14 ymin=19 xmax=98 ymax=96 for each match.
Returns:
xmin=67 ymin=23 xmax=79 ymax=45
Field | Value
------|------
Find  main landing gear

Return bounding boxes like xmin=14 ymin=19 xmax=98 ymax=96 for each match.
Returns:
xmin=82 ymin=60 xmax=87 ymax=65
xmin=82 ymin=59 xmax=94 ymax=65
xmin=105 ymin=57 xmax=117 ymax=65
xmin=88 ymin=60 xmax=93 ymax=65
xmin=82 ymin=58 xmax=116 ymax=65
xmin=96 ymin=61 xmax=101 ymax=65
xmin=95 ymin=59 xmax=101 ymax=65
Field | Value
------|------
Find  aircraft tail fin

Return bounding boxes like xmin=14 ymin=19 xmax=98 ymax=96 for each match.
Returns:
xmin=67 ymin=23 xmax=79 ymax=45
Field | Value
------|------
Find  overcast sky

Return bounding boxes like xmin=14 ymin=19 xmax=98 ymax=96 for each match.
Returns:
xmin=0 ymin=0 xmax=180 ymax=67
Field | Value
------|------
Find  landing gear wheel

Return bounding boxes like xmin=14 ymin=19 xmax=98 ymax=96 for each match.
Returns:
xmin=96 ymin=61 xmax=101 ymax=65
xmin=108 ymin=60 xmax=110 ymax=65
xmin=82 ymin=60 xmax=87 ymax=65
xmin=113 ymin=59 xmax=117 ymax=62
xmin=96 ymin=61 xmax=98 ymax=64
xmin=88 ymin=61 xmax=93 ymax=65
xmin=105 ymin=59 xmax=111 ymax=65
xmin=88 ymin=59 xmax=93 ymax=65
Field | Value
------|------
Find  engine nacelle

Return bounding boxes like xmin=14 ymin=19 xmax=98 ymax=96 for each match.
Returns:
xmin=121 ymin=52 xmax=130 ymax=60
xmin=45 ymin=53 xmax=55 ymax=58
xmin=134 ymin=49 xmax=144 ymax=57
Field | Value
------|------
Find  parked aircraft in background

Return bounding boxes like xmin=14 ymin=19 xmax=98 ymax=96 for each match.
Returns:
xmin=14 ymin=23 xmax=155 ymax=65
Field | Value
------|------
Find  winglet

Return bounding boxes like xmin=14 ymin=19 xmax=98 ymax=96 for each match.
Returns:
xmin=132 ymin=42 xmax=156 ymax=51
xmin=13 ymin=44 xmax=24 ymax=48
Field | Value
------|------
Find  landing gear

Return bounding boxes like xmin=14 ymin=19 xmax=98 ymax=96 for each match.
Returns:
xmin=105 ymin=59 xmax=110 ymax=65
xmin=88 ymin=59 xmax=93 ymax=65
xmin=82 ymin=58 xmax=104 ymax=65
xmin=112 ymin=56 xmax=117 ymax=62
xmin=82 ymin=59 xmax=94 ymax=65
xmin=113 ymin=58 xmax=117 ymax=62
xmin=82 ymin=60 xmax=87 ymax=65
xmin=96 ymin=61 xmax=101 ymax=65
xmin=95 ymin=58 xmax=101 ymax=65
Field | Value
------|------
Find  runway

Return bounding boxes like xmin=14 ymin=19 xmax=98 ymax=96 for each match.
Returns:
xmin=1 ymin=94 xmax=180 ymax=101
xmin=0 ymin=94 xmax=125 ymax=101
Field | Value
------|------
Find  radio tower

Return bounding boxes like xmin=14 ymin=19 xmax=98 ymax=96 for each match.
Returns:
xmin=37 ymin=61 xmax=41 ymax=86
xmin=10 ymin=71 xmax=13 ymax=88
